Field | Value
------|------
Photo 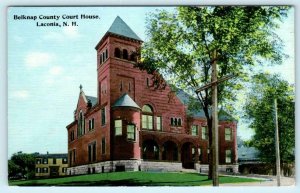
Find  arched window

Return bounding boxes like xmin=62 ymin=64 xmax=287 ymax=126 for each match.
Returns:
xmin=114 ymin=48 xmax=121 ymax=58
xmin=130 ymin=53 xmax=136 ymax=62
xmin=123 ymin=49 xmax=128 ymax=60
xmin=142 ymin=105 xmax=153 ymax=130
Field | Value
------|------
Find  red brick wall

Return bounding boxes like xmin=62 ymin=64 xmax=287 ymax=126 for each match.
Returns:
xmin=111 ymin=107 xmax=141 ymax=160
xmin=67 ymin=33 xmax=238 ymax=167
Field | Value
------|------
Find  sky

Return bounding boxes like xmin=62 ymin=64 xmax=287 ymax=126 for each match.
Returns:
xmin=7 ymin=6 xmax=294 ymax=157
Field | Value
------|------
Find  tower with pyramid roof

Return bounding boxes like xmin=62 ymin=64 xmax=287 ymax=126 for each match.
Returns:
xmin=66 ymin=16 xmax=239 ymax=175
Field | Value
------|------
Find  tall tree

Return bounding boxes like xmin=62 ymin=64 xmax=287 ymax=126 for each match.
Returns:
xmin=9 ymin=152 xmax=36 ymax=179
xmin=244 ymin=73 xmax=295 ymax=164
xmin=135 ymin=6 xmax=290 ymax=178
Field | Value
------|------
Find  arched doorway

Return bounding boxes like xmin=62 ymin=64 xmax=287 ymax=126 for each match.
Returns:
xmin=162 ymin=141 xmax=178 ymax=161
xmin=142 ymin=139 xmax=159 ymax=160
xmin=181 ymin=142 xmax=196 ymax=169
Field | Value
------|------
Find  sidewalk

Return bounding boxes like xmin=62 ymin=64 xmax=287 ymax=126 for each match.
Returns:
xmin=221 ymin=175 xmax=295 ymax=186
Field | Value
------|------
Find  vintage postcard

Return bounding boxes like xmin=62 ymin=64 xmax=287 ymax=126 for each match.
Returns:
xmin=7 ymin=6 xmax=295 ymax=187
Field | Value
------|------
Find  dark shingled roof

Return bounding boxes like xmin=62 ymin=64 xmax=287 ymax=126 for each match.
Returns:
xmin=112 ymin=94 xmax=141 ymax=109
xmin=176 ymin=89 xmax=236 ymax=121
xmin=107 ymin=16 xmax=142 ymax=42
xmin=36 ymin=153 xmax=68 ymax=159
xmin=86 ymin=96 xmax=98 ymax=107
xmin=238 ymin=146 xmax=260 ymax=161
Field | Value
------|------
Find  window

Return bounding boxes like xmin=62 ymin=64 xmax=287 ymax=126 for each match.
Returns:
xmin=123 ymin=49 xmax=128 ymax=59
xmin=88 ymin=142 xmax=97 ymax=163
xmin=114 ymin=120 xmax=122 ymax=136
xmin=170 ymin=117 xmax=182 ymax=126
xmin=101 ymin=107 xmax=106 ymax=126
xmin=192 ymin=125 xmax=198 ymax=136
xmin=62 ymin=158 xmax=67 ymax=164
xmin=100 ymin=53 xmax=102 ymax=64
xmin=70 ymin=130 xmax=75 ymax=141
xmin=62 ymin=167 xmax=67 ymax=173
xmin=102 ymin=52 xmax=105 ymax=63
xmin=43 ymin=158 xmax=48 ymax=164
xmin=53 ymin=158 xmax=56 ymax=164
xmin=77 ymin=111 xmax=85 ymax=137
xmin=130 ymin=53 xmax=136 ymax=61
xmin=226 ymin=150 xmax=232 ymax=163
xmin=102 ymin=138 xmax=106 ymax=154
xmin=156 ymin=116 xmax=162 ymax=131
xmin=201 ymin=127 xmax=208 ymax=140
xmin=36 ymin=168 xmax=41 ymax=173
xmin=225 ymin=128 xmax=232 ymax=141
xmin=115 ymin=48 xmax=121 ymax=58
xmin=142 ymin=105 xmax=153 ymax=130
xmin=120 ymin=81 xmax=123 ymax=91
xmin=43 ymin=167 xmax=48 ymax=173
xmin=89 ymin=119 xmax=95 ymax=131
xmin=178 ymin=118 xmax=182 ymax=126
xmin=127 ymin=125 xmax=136 ymax=141
xmin=105 ymin=49 xmax=108 ymax=59
xmin=146 ymin=78 xmax=150 ymax=87
xmin=128 ymin=82 xmax=131 ymax=92
xmin=36 ymin=158 xmax=41 ymax=164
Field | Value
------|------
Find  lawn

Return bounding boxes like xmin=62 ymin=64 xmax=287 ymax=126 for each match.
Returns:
xmin=9 ymin=172 xmax=261 ymax=186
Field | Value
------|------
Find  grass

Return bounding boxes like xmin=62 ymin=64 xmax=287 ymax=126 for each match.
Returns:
xmin=9 ymin=172 xmax=261 ymax=186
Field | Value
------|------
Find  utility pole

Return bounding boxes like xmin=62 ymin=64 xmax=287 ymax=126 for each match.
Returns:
xmin=211 ymin=50 xmax=219 ymax=186
xmin=274 ymin=99 xmax=281 ymax=186
xmin=195 ymin=50 xmax=235 ymax=186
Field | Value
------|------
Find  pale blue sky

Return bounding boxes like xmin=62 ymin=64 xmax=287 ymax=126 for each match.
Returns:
xmin=7 ymin=7 xmax=294 ymax=157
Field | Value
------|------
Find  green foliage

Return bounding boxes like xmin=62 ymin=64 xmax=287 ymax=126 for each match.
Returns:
xmin=244 ymin=73 xmax=295 ymax=163
xmin=9 ymin=152 xmax=37 ymax=179
xmin=8 ymin=160 xmax=21 ymax=176
xmin=137 ymin=6 xmax=290 ymax=116
xmin=136 ymin=6 xmax=290 ymax=178
xmin=9 ymin=172 xmax=261 ymax=186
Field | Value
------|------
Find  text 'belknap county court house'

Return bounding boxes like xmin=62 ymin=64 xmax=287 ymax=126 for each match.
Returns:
xmin=66 ymin=16 xmax=238 ymax=175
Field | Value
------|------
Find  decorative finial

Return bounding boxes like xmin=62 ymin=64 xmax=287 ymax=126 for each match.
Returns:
xmin=79 ymin=84 xmax=83 ymax=92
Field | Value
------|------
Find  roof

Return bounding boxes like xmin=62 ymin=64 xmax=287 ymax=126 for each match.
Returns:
xmin=36 ymin=153 xmax=68 ymax=159
xmin=238 ymin=146 xmax=260 ymax=162
xmin=107 ymin=16 xmax=142 ymax=42
xmin=176 ymin=89 xmax=236 ymax=121
xmin=112 ymin=93 xmax=141 ymax=109
xmin=86 ymin=95 xmax=98 ymax=107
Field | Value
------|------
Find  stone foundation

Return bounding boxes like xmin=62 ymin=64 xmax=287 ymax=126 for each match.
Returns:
xmin=198 ymin=164 xmax=239 ymax=174
xmin=141 ymin=161 xmax=182 ymax=172
xmin=67 ymin=160 xmax=142 ymax=175
xmin=67 ymin=160 xmax=239 ymax=175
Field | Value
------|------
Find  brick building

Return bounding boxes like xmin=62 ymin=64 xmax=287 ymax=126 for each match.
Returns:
xmin=66 ymin=16 xmax=238 ymax=175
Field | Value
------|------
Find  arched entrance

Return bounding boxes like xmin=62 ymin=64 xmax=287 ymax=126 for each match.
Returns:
xmin=142 ymin=139 xmax=159 ymax=160
xmin=162 ymin=141 xmax=178 ymax=161
xmin=181 ymin=142 xmax=196 ymax=169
